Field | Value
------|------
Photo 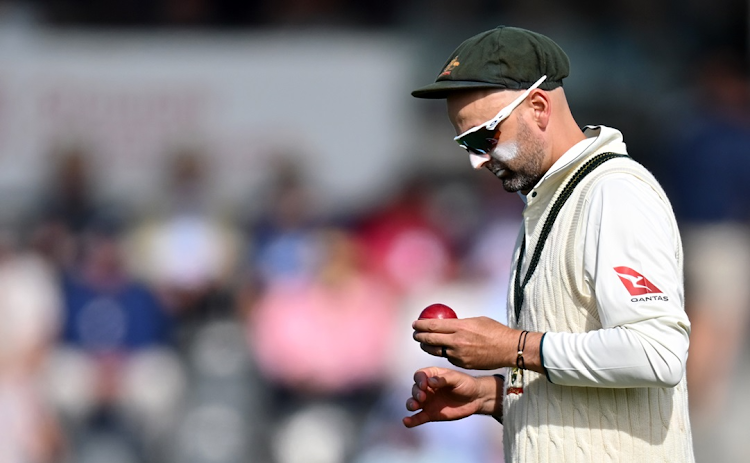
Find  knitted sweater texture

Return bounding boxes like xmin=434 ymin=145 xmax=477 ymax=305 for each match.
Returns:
xmin=503 ymin=146 xmax=694 ymax=462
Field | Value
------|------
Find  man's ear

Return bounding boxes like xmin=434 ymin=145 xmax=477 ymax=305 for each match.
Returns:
xmin=528 ymin=90 xmax=551 ymax=130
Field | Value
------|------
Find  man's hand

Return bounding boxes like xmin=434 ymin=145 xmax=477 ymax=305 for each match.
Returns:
xmin=413 ymin=316 xmax=517 ymax=369
xmin=403 ymin=367 xmax=501 ymax=428
xmin=412 ymin=316 xmax=546 ymax=373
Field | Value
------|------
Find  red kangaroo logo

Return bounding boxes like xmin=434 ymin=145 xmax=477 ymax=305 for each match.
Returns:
xmin=613 ymin=266 xmax=662 ymax=296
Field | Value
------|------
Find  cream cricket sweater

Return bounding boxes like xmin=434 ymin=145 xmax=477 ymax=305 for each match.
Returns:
xmin=502 ymin=126 xmax=694 ymax=462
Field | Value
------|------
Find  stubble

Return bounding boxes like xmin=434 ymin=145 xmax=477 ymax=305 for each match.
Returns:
xmin=487 ymin=118 xmax=546 ymax=193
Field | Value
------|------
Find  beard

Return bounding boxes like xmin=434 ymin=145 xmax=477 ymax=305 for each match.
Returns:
xmin=486 ymin=118 xmax=546 ymax=193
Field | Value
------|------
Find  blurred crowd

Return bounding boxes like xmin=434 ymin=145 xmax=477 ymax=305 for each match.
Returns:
xmin=0 ymin=142 xmax=527 ymax=463
xmin=0 ymin=1 xmax=748 ymax=463
xmin=3 ymin=49 xmax=749 ymax=462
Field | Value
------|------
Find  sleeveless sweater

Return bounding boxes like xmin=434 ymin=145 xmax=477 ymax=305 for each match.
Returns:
xmin=503 ymin=145 xmax=694 ymax=462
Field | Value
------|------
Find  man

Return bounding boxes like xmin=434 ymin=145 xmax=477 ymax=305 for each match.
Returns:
xmin=404 ymin=26 xmax=694 ymax=462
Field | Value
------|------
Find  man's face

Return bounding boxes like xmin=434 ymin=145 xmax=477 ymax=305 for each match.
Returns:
xmin=447 ymin=90 xmax=547 ymax=193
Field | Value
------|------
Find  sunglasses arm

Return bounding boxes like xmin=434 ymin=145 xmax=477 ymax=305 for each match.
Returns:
xmin=485 ymin=75 xmax=547 ymax=130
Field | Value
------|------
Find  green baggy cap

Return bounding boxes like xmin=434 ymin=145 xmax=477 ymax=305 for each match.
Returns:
xmin=412 ymin=26 xmax=570 ymax=99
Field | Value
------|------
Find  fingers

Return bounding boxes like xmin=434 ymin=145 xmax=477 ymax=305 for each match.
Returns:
xmin=404 ymin=377 xmax=431 ymax=426
xmin=402 ymin=411 xmax=431 ymax=428
xmin=411 ymin=382 xmax=426 ymax=402
xmin=412 ymin=318 xmax=458 ymax=333
xmin=411 ymin=368 xmax=457 ymax=398
xmin=412 ymin=319 xmax=459 ymax=358
xmin=419 ymin=342 xmax=446 ymax=358
xmin=424 ymin=374 xmax=448 ymax=389
xmin=404 ymin=368 xmax=476 ymax=428
xmin=412 ymin=329 xmax=450 ymax=344
xmin=413 ymin=329 xmax=452 ymax=359
xmin=408 ymin=369 xmax=443 ymax=409
xmin=401 ymin=411 xmax=431 ymax=428
xmin=403 ymin=368 xmax=471 ymax=428
xmin=413 ymin=367 xmax=451 ymax=386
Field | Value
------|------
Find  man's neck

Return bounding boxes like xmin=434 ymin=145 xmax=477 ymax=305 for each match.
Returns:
xmin=545 ymin=119 xmax=586 ymax=173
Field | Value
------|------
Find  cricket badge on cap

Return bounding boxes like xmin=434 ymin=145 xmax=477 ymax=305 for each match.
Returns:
xmin=440 ymin=57 xmax=460 ymax=76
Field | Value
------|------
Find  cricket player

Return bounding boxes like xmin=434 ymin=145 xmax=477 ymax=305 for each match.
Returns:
xmin=404 ymin=26 xmax=694 ymax=462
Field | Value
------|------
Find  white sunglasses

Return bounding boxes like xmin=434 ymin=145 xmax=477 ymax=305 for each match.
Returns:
xmin=453 ymin=75 xmax=548 ymax=155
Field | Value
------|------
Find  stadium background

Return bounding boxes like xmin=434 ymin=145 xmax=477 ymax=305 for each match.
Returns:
xmin=0 ymin=1 xmax=748 ymax=462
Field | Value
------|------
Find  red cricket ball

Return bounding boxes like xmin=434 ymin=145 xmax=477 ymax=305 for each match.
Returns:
xmin=419 ymin=303 xmax=458 ymax=320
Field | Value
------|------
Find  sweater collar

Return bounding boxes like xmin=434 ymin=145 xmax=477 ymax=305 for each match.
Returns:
xmin=519 ymin=125 xmax=627 ymax=205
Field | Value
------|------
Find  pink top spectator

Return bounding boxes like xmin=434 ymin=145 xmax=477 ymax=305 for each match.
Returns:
xmin=250 ymin=272 xmax=396 ymax=395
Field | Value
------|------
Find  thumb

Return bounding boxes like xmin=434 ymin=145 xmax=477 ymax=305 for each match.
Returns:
xmin=415 ymin=367 xmax=464 ymax=390
xmin=414 ymin=366 xmax=454 ymax=388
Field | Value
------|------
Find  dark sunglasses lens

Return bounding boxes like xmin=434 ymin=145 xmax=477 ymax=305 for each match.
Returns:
xmin=457 ymin=127 xmax=497 ymax=154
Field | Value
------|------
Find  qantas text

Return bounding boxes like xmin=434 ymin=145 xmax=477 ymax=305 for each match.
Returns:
xmin=631 ymin=295 xmax=669 ymax=303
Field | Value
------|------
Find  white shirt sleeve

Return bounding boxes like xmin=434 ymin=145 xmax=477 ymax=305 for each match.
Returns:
xmin=541 ymin=174 xmax=691 ymax=388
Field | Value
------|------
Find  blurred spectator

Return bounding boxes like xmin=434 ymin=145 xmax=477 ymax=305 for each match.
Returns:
xmin=249 ymin=227 xmax=396 ymax=397
xmin=48 ymin=218 xmax=183 ymax=463
xmin=61 ymin=220 xmax=173 ymax=352
xmin=665 ymin=48 xmax=750 ymax=458
xmin=125 ymin=149 xmax=241 ymax=338
xmin=249 ymin=159 xmax=320 ymax=289
xmin=356 ymin=175 xmax=453 ymax=296
xmin=235 ymin=157 xmax=321 ymax=326
xmin=41 ymin=147 xmax=98 ymax=234
xmin=30 ymin=147 xmax=99 ymax=271
xmin=247 ymin=227 xmax=398 ymax=463
xmin=422 ymin=174 xmax=485 ymax=261
xmin=0 ymin=236 xmax=64 ymax=463
xmin=668 ymin=49 xmax=750 ymax=224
